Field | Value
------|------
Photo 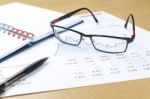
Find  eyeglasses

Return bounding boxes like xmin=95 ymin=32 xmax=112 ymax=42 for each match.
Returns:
xmin=50 ymin=8 xmax=135 ymax=53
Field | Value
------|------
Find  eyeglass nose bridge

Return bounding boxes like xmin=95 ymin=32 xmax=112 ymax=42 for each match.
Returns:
xmin=81 ymin=33 xmax=92 ymax=37
xmin=78 ymin=33 xmax=94 ymax=45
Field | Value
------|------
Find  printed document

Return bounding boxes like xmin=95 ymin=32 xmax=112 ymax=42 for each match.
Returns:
xmin=1 ymin=11 xmax=150 ymax=97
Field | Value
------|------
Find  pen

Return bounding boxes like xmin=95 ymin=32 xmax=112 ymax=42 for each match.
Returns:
xmin=0 ymin=57 xmax=48 ymax=95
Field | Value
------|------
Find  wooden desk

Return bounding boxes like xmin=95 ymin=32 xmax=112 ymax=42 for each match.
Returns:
xmin=1 ymin=0 xmax=150 ymax=99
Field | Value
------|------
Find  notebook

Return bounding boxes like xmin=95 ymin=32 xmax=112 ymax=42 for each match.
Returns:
xmin=0 ymin=2 xmax=83 ymax=62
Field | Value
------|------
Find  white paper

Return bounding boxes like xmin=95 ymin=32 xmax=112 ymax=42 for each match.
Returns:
xmin=1 ymin=11 xmax=150 ymax=97
xmin=0 ymin=2 xmax=82 ymax=60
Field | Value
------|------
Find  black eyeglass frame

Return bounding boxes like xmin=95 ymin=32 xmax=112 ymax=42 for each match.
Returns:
xmin=50 ymin=7 xmax=135 ymax=53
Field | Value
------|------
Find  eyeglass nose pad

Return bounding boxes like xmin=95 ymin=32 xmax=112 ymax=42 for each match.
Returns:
xmin=81 ymin=37 xmax=84 ymax=41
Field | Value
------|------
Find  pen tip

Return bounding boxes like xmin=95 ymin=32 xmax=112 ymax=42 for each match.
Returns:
xmin=43 ymin=57 xmax=49 ymax=61
xmin=39 ymin=57 xmax=49 ymax=63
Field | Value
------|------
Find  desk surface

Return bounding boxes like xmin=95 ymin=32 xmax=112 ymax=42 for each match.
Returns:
xmin=1 ymin=0 xmax=150 ymax=99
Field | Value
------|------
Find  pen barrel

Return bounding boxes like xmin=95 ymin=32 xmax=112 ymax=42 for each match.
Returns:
xmin=0 ymin=57 xmax=48 ymax=95
xmin=24 ymin=58 xmax=47 ymax=74
xmin=0 ymin=71 xmax=26 ymax=90
xmin=0 ymin=89 xmax=5 ymax=95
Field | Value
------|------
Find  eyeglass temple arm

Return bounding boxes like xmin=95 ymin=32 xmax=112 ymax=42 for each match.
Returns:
xmin=124 ymin=14 xmax=135 ymax=38
xmin=51 ymin=8 xmax=99 ymax=24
